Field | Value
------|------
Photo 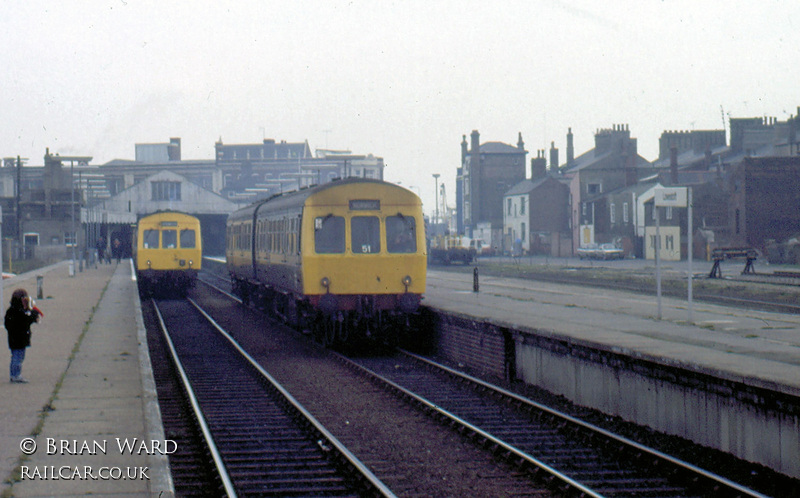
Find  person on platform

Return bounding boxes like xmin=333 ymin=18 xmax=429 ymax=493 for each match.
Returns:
xmin=5 ymin=288 xmax=43 ymax=383
xmin=96 ymin=236 xmax=106 ymax=264
xmin=113 ymin=238 xmax=122 ymax=263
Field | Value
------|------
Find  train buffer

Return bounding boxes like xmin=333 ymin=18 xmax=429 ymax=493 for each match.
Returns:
xmin=708 ymin=247 xmax=758 ymax=278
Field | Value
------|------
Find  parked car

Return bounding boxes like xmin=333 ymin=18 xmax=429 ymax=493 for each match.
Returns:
xmin=597 ymin=243 xmax=625 ymax=260
xmin=577 ymin=243 xmax=599 ymax=260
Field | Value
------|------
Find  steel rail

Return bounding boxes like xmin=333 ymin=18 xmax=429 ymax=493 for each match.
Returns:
xmin=330 ymin=350 xmax=603 ymax=498
xmin=151 ymin=299 xmax=238 ymax=498
xmin=186 ymin=297 xmax=397 ymax=498
xmin=400 ymin=348 xmax=770 ymax=498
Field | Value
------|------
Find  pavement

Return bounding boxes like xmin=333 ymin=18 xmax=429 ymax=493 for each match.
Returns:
xmin=0 ymin=260 xmax=173 ymax=497
xmin=425 ymin=268 xmax=800 ymax=396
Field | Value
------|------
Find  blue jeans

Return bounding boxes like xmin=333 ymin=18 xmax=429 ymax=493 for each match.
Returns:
xmin=10 ymin=348 xmax=25 ymax=379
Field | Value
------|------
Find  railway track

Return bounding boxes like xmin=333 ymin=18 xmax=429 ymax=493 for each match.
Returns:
xmin=337 ymin=350 xmax=769 ymax=498
xmin=195 ymin=266 xmax=795 ymax=495
xmin=146 ymin=296 xmax=393 ymax=497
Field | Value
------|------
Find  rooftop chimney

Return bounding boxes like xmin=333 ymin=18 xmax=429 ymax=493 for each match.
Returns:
xmin=566 ymin=127 xmax=574 ymax=166
xmin=530 ymin=150 xmax=547 ymax=179
xmin=549 ymin=141 xmax=559 ymax=172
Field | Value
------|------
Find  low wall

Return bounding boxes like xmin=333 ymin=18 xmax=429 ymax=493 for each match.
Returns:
xmin=426 ymin=307 xmax=800 ymax=480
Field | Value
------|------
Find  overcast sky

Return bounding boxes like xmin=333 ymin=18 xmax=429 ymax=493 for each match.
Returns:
xmin=2 ymin=1 xmax=798 ymax=215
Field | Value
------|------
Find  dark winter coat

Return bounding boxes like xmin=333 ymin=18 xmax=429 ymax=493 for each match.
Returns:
xmin=5 ymin=305 xmax=40 ymax=350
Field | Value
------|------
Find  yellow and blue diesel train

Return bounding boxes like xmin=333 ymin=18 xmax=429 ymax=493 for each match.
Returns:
xmin=226 ymin=178 xmax=427 ymax=345
xmin=133 ymin=211 xmax=202 ymax=295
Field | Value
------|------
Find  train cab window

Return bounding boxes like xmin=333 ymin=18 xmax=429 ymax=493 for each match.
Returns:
xmin=386 ymin=215 xmax=417 ymax=253
xmin=162 ymin=230 xmax=177 ymax=249
xmin=351 ymin=216 xmax=380 ymax=254
xmin=180 ymin=229 xmax=196 ymax=248
xmin=143 ymin=230 xmax=159 ymax=249
xmin=314 ymin=216 xmax=345 ymax=254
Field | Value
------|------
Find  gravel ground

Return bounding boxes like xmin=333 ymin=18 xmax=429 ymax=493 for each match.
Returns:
xmin=190 ymin=287 xmax=554 ymax=497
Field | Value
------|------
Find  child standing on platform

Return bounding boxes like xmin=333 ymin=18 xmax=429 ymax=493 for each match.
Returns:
xmin=5 ymin=288 xmax=42 ymax=383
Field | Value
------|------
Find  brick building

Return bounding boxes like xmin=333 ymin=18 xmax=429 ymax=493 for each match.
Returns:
xmin=560 ymin=124 xmax=652 ymax=252
xmin=458 ymin=130 xmax=527 ymax=250
xmin=727 ymin=156 xmax=800 ymax=252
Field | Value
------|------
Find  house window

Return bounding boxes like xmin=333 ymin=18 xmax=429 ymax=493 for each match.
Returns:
xmin=623 ymin=202 xmax=629 ymax=223
xmin=587 ymin=183 xmax=601 ymax=195
xmin=64 ymin=231 xmax=76 ymax=247
xmin=665 ymin=235 xmax=674 ymax=251
xmin=665 ymin=206 xmax=673 ymax=220
xmin=24 ymin=233 xmax=40 ymax=247
xmin=520 ymin=222 xmax=526 ymax=241
xmin=507 ymin=198 xmax=512 ymax=215
xmin=151 ymin=181 xmax=181 ymax=201
xmin=610 ymin=203 xmax=616 ymax=224
xmin=520 ymin=197 xmax=526 ymax=215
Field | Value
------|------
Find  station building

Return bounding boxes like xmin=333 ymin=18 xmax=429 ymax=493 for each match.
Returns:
xmin=1 ymin=137 xmax=385 ymax=263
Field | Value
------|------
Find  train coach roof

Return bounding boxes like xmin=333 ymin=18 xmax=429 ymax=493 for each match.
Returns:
xmin=229 ymin=178 xmax=414 ymax=219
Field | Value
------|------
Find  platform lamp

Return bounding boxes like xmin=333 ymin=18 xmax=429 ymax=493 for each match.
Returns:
xmin=432 ymin=173 xmax=440 ymax=225
xmin=70 ymin=161 xmax=76 ymax=276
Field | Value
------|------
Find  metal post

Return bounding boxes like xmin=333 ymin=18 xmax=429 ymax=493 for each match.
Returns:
xmin=687 ymin=187 xmax=693 ymax=323
xmin=473 ymin=266 xmax=479 ymax=293
xmin=71 ymin=162 xmax=76 ymax=277
xmin=432 ymin=173 xmax=440 ymax=225
xmin=0 ymin=205 xmax=3 ymax=310
xmin=656 ymin=205 xmax=662 ymax=320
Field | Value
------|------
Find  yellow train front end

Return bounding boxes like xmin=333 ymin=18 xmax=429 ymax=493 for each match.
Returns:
xmin=300 ymin=181 xmax=427 ymax=318
xmin=135 ymin=212 xmax=202 ymax=296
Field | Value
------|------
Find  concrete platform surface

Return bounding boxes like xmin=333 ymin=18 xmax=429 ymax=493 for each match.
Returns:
xmin=425 ymin=269 xmax=800 ymax=395
xmin=0 ymin=260 xmax=172 ymax=497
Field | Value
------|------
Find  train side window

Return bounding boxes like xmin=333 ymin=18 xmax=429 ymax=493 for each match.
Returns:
xmin=351 ymin=216 xmax=380 ymax=254
xmin=386 ymin=215 xmax=417 ymax=253
xmin=163 ymin=230 xmax=177 ymax=249
xmin=180 ymin=229 xmax=196 ymax=249
xmin=143 ymin=229 xmax=159 ymax=249
xmin=314 ymin=216 xmax=345 ymax=254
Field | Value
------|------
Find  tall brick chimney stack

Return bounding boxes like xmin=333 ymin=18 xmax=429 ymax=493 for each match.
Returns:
xmin=549 ymin=141 xmax=559 ymax=172
xmin=566 ymin=127 xmax=574 ymax=166
xmin=530 ymin=150 xmax=547 ymax=179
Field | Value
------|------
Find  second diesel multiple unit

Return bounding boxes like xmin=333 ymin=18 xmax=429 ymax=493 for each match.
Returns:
xmin=133 ymin=211 xmax=202 ymax=295
xmin=226 ymin=178 xmax=426 ymax=345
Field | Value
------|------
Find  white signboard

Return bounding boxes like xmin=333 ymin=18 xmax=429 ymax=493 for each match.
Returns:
xmin=654 ymin=187 xmax=687 ymax=207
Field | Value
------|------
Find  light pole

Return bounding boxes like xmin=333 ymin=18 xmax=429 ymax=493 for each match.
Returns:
xmin=432 ymin=173 xmax=440 ymax=224
xmin=71 ymin=162 xmax=76 ymax=276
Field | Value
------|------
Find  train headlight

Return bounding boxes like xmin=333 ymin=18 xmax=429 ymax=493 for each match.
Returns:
xmin=146 ymin=260 xmax=152 ymax=268
xmin=320 ymin=276 xmax=331 ymax=289
xmin=188 ymin=259 xmax=194 ymax=267
xmin=402 ymin=275 xmax=412 ymax=288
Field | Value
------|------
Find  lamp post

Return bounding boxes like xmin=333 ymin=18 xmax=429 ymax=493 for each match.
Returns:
xmin=432 ymin=173 xmax=440 ymax=224
xmin=71 ymin=162 xmax=76 ymax=276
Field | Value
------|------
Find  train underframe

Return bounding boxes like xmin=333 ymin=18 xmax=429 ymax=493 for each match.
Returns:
xmin=138 ymin=269 xmax=198 ymax=297
xmin=232 ymin=277 xmax=420 ymax=347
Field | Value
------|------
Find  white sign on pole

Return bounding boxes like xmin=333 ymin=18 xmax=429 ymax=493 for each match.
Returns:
xmin=655 ymin=187 xmax=688 ymax=207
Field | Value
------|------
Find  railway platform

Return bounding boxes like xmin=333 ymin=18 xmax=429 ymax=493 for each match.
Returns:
xmin=424 ymin=268 xmax=800 ymax=479
xmin=425 ymin=268 xmax=800 ymax=394
xmin=0 ymin=260 xmax=173 ymax=497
